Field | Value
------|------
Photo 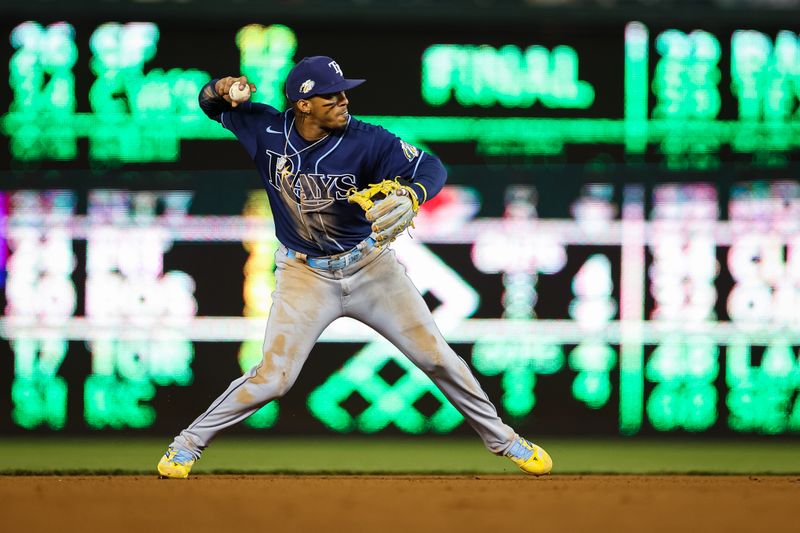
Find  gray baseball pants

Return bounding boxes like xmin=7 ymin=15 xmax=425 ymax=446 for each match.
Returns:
xmin=171 ymin=245 xmax=516 ymax=457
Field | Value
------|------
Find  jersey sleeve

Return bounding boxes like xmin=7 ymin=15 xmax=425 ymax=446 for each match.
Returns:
xmin=370 ymin=127 xmax=446 ymax=204
xmin=198 ymin=78 xmax=279 ymax=159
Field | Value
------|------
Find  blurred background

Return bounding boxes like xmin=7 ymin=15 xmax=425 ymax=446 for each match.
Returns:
xmin=1 ymin=0 xmax=799 ymax=451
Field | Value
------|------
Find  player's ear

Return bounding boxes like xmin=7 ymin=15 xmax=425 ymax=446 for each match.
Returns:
xmin=296 ymin=99 xmax=312 ymax=115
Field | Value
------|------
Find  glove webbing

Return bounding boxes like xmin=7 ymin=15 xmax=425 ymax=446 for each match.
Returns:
xmin=346 ymin=178 xmax=420 ymax=213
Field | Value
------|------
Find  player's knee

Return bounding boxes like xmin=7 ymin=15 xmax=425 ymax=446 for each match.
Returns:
xmin=414 ymin=336 xmax=452 ymax=375
xmin=271 ymin=370 xmax=297 ymax=398
xmin=416 ymin=355 xmax=446 ymax=376
xmin=246 ymin=369 xmax=297 ymax=402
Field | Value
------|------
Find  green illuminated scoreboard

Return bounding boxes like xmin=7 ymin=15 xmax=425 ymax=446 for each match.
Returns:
xmin=2 ymin=179 xmax=800 ymax=436
xmin=1 ymin=15 xmax=799 ymax=437
xmin=0 ymin=17 xmax=798 ymax=168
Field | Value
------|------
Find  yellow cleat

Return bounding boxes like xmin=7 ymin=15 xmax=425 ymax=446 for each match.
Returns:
xmin=504 ymin=437 xmax=553 ymax=476
xmin=157 ymin=447 xmax=196 ymax=479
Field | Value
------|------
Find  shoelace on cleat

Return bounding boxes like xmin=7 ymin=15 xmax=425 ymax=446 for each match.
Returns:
xmin=168 ymin=448 xmax=195 ymax=465
xmin=504 ymin=439 xmax=536 ymax=462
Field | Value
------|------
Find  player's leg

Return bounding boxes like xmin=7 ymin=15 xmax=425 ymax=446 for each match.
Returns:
xmin=344 ymin=249 xmax=513 ymax=450
xmin=344 ymin=249 xmax=552 ymax=474
xmin=159 ymin=249 xmax=341 ymax=476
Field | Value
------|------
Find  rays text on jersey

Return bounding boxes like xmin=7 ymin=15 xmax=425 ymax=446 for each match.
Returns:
xmin=266 ymin=150 xmax=356 ymax=212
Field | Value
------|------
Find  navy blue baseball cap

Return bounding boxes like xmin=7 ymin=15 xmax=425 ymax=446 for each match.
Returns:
xmin=285 ymin=56 xmax=365 ymax=102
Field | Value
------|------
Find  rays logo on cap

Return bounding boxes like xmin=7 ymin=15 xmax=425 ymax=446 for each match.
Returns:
xmin=300 ymin=79 xmax=315 ymax=94
xmin=328 ymin=60 xmax=343 ymax=76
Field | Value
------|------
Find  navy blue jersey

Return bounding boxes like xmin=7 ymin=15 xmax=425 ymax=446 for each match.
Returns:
xmin=199 ymin=80 xmax=446 ymax=257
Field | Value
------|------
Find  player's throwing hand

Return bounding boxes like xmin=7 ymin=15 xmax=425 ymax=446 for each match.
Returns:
xmin=214 ymin=76 xmax=257 ymax=107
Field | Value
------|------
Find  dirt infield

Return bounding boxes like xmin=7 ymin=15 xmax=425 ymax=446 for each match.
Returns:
xmin=2 ymin=475 xmax=798 ymax=532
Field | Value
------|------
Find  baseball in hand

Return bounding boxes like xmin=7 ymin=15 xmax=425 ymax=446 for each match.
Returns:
xmin=229 ymin=83 xmax=251 ymax=102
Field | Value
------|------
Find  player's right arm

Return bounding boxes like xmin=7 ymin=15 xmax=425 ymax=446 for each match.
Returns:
xmin=198 ymin=76 xmax=279 ymax=159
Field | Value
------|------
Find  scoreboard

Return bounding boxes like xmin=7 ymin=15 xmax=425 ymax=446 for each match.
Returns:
xmin=1 ymin=14 xmax=799 ymax=436
xmin=1 ymin=17 xmax=799 ymax=169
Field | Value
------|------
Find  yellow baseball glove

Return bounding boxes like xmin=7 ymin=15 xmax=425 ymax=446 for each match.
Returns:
xmin=347 ymin=178 xmax=420 ymax=244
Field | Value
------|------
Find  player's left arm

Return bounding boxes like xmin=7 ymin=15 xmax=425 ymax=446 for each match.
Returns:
xmin=400 ymin=152 xmax=446 ymax=206
xmin=371 ymin=130 xmax=447 ymax=206
xmin=353 ymin=130 xmax=447 ymax=243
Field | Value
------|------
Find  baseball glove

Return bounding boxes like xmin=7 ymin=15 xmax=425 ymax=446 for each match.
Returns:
xmin=347 ymin=178 xmax=420 ymax=244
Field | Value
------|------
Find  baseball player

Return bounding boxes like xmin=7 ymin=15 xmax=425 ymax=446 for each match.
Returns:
xmin=157 ymin=56 xmax=552 ymax=478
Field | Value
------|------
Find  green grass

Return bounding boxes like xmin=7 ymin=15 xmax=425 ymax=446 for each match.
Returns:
xmin=1 ymin=437 xmax=799 ymax=475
